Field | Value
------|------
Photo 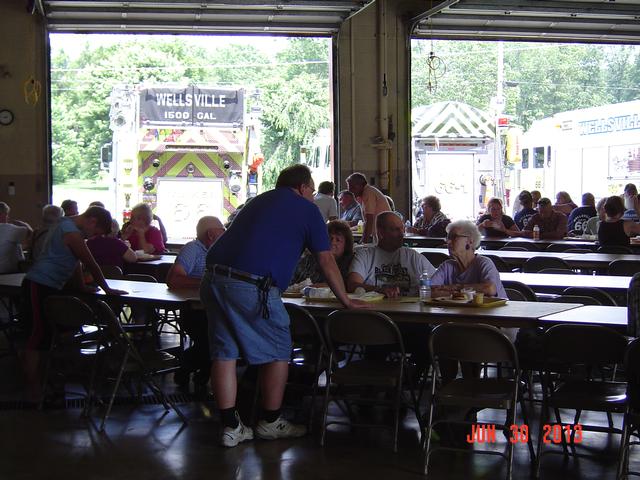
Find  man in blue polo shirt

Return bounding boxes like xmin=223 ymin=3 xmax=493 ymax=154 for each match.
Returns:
xmin=201 ymin=164 xmax=366 ymax=447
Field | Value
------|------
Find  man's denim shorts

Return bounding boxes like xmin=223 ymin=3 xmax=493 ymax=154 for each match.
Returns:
xmin=201 ymin=270 xmax=291 ymax=364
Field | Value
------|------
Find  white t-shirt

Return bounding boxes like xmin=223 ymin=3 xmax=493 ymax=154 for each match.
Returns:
xmin=0 ymin=223 xmax=27 ymax=273
xmin=349 ymin=245 xmax=435 ymax=296
xmin=314 ymin=192 xmax=338 ymax=222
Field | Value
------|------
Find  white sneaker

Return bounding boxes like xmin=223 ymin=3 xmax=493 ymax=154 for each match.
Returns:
xmin=255 ymin=417 xmax=307 ymax=440
xmin=220 ymin=418 xmax=254 ymax=447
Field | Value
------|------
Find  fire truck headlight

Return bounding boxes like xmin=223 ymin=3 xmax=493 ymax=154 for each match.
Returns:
xmin=143 ymin=177 xmax=155 ymax=192
xmin=229 ymin=173 xmax=242 ymax=194
xmin=152 ymin=158 xmax=160 ymax=168
xmin=223 ymin=160 xmax=231 ymax=170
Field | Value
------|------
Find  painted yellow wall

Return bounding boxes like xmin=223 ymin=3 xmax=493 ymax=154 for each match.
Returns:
xmin=0 ymin=0 xmax=48 ymax=226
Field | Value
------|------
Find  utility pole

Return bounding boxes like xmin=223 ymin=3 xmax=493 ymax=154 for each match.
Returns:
xmin=493 ymin=41 xmax=505 ymax=204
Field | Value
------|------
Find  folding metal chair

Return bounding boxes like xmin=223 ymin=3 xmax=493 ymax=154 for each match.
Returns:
xmin=424 ymin=323 xmax=534 ymax=479
xmin=617 ymin=337 xmax=640 ymax=479
xmin=523 ymin=256 xmax=572 ymax=273
xmin=562 ymin=287 xmax=618 ymax=306
xmin=320 ymin=310 xmax=412 ymax=452
xmin=534 ymin=324 xmax=628 ymax=478
xmin=91 ymin=300 xmax=187 ymax=431
xmin=550 ymin=294 xmax=601 ymax=305
xmin=502 ymin=280 xmax=538 ymax=302
xmin=40 ymin=295 xmax=103 ymax=410
xmin=421 ymin=251 xmax=450 ymax=268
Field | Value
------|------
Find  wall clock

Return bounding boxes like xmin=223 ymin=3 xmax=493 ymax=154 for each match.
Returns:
xmin=0 ymin=109 xmax=14 ymax=126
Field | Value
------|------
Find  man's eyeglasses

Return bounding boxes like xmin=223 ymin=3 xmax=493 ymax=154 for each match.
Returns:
xmin=446 ymin=233 xmax=469 ymax=241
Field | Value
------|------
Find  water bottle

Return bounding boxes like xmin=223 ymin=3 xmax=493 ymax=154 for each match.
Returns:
xmin=419 ymin=271 xmax=432 ymax=302
xmin=533 ymin=224 xmax=540 ymax=241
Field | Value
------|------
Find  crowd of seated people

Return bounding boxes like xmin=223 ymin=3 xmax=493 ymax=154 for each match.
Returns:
xmin=5 ymin=171 xmax=640 ymax=447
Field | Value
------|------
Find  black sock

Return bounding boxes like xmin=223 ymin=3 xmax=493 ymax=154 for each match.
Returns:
xmin=220 ymin=407 xmax=239 ymax=428
xmin=262 ymin=408 xmax=281 ymax=423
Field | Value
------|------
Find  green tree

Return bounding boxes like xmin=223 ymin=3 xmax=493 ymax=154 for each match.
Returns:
xmin=258 ymin=37 xmax=331 ymax=189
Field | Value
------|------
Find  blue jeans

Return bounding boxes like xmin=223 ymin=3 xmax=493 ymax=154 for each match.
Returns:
xmin=201 ymin=270 xmax=291 ymax=365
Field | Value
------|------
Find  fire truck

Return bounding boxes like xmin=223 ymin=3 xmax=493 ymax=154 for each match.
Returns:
xmin=512 ymin=100 xmax=640 ymax=202
xmin=107 ymin=84 xmax=263 ymax=242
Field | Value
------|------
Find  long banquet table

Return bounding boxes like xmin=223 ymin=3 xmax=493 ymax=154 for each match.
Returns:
xmin=283 ymin=296 xmax=629 ymax=330
xmin=414 ymin=247 xmax=640 ymax=271
xmin=0 ymin=274 xmax=629 ymax=331
xmin=499 ymin=272 xmax=632 ymax=294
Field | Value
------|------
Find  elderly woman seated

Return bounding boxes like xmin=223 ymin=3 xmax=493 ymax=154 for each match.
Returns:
xmin=290 ymin=220 xmax=354 ymax=286
xmin=121 ymin=202 xmax=166 ymax=254
xmin=431 ymin=220 xmax=509 ymax=384
xmin=431 ymin=220 xmax=507 ymax=299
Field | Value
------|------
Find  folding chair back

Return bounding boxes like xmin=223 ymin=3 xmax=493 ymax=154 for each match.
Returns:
xmin=598 ymin=245 xmax=633 ymax=254
xmin=483 ymin=254 xmax=511 ymax=272
xmin=545 ymin=244 xmax=573 ymax=252
xmin=502 ymin=280 xmax=537 ymax=301
xmin=326 ymin=310 xmax=402 ymax=349
xmin=421 ymin=251 xmax=450 ymax=268
xmin=626 ymin=338 xmax=640 ymax=409
xmin=430 ymin=322 xmax=517 ymax=368
xmin=563 ymin=287 xmax=617 ymax=306
xmin=101 ymin=265 xmax=123 ymax=279
xmin=504 ymin=242 xmax=539 ymax=251
xmin=544 ymin=324 xmax=627 ymax=366
xmin=538 ymin=268 xmax=576 ymax=275
xmin=125 ymin=273 xmax=157 ymax=283
xmin=505 ymin=288 xmax=527 ymax=301
xmin=609 ymin=260 xmax=640 ymax=277
xmin=618 ymin=337 xmax=640 ymax=479
xmin=286 ymin=303 xmax=325 ymax=345
xmin=629 ymin=272 xmax=640 ymax=336
xmin=45 ymin=295 xmax=96 ymax=331
xmin=550 ymin=295 xmax=601 ymax=305
xmin=523 ymin=256 xmax=571 ymax=273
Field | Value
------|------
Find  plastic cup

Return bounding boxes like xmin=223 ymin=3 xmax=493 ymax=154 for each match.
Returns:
xmin=473 ymin=293 xmax=484 ymax=305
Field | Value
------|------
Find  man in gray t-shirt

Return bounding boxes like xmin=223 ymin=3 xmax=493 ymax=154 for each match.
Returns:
xmin=347 ymin=212 xmax=435 ymax=296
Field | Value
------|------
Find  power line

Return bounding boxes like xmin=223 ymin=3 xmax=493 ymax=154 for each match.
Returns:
xmin=51 ymin=59 xmax=327 ymax=74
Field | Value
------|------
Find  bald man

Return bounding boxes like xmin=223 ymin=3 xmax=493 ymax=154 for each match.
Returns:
xmin=167 ymin=216 xmax=225 ymax=289
xmin=167 ymin=216 xmax=226 ymax=391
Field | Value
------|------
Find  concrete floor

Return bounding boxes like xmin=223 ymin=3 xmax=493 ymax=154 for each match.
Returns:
xmin=0 ymin=345 xmax=636 ymax=480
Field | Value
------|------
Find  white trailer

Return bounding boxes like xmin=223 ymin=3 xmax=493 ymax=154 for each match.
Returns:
xmin=514 ymin=100 xmax=640 ymax=202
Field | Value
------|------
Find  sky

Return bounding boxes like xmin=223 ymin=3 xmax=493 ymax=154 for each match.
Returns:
xmin=49 ymin=33 xmax=290 ymax=58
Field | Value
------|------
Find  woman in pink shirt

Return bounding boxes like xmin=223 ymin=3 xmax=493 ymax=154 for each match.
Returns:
xmin=121 ymin=202 xmax=165 ymax=254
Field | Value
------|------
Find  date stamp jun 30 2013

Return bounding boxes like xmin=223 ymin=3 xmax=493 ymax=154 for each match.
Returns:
xmin=466 ymin=423 xmax=584 ymax=444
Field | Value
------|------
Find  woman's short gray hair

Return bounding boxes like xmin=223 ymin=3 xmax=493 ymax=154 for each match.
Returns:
xmin=446 ymin=220 xmax=482 ymax=249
